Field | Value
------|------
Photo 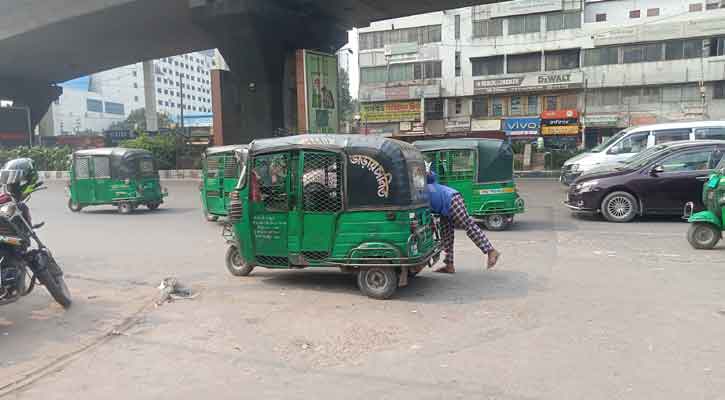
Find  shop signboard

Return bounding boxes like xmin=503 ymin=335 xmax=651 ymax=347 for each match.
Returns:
xmin=296 ymin=49 xmax=339 ymax=133
xmin=471 ymin=118 xmax=501 ymax=132
xmin=489 ymin=0 xmax=562 ymax=18
xmin=361 ymin=101 xmax=421 ymax=123
xmin=504 ymin=117 xmax=540 ymax=136
xmin=474 ymin=71 xmax=584 ymax=94
xmin=582 ymin=114 xmax=621 ymax=128
xmin=542 ymin=125 xmax=579 ymax=136
xmin=630 ymin=114 xmax=657 ymax=126
xmin=541 ymin=109 xmax=579 ymax=136
xmin=446 ymin=117 xmax=472 ymax=133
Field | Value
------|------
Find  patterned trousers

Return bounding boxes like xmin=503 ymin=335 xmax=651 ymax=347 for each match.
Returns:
xmin=439 ymin=194 xmax=494 ymax=266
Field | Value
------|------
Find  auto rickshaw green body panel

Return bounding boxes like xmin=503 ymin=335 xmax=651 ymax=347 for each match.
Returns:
xmin=686 ymin=173 xmax=725 ymax=248
xmin=224 ymin=135 xmax=441 ymax=299
xmin=201 ymin=145 xmax=247 ymax=220
xmin=413 ymin=138 xmax=525 ymax=230
xmin=68 ymin=148 xmax=166 ymax=213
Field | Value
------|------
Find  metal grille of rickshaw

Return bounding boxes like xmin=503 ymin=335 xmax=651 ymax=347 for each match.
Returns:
xmin=254 ymin=154 xmax=289 ymax=211
xmin=207 ymin=190 xmax=221 ymax=198
xmin=302 ymin=153 xmax=343 ymax=213
xmin=439 ymin=150 xmax=475 ymax=182
xmin=223 ymin=157 xmax=238 ymax=178
xmin=75 ymin=158 xmax=90 ymax=179
xmin=228 ymin=191 xmax=242 ymax=222
xmin=256 ymin=255 xmax=288 ymax=266
xmin=207 ymin=158 xmax=221 ymax=169
xmin=302 ymin=251 xmax=329 ymax=261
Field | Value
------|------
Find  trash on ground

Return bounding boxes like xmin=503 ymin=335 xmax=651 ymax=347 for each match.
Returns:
xmin=156 ymin=277 xmax=198 ymax=306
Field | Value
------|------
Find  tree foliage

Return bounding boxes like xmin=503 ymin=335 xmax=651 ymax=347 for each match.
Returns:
xmin=119 ymin=134 xmax=176 ymax=170
xmin=338 ymin=68 xmax=354 ymax=122
xmin=108 ymin=108 xmax=173 ymax=132
xmin=0 ymin=147 xmax=72 ymax=171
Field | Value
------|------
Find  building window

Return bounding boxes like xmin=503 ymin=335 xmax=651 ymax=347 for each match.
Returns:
xmin=560 ymin=94 xmax=577 ymax=109
xmin=507 ymin=52 xmax=541 ymax=74
xmin=715 ymin=81 xmax=725 ymax=99
xmin=133 ymin=83 xmax=138 ymax=88
xmin=622 ymin=43 xmax=662 ymax=63
xmin=527 ymin=96 xmax=539 ymax=114
xmin=132 ymin=71 xmax=137 ymax=77
xmin=690 ymin=3 xmax=703 ymax=11
xmin=359 ymin=25 xmax=442 ymax=50
xmin=544 ymin=96 xmax=558 ymax=111
xmin=472 ymin=19 xmax=504 ymax=38
xmin=647 ymin=8 xmax=660 ymax=17
xmin=413 ymin=61 xmax=442 ymax=80
xmin=595 ymin=13 xmax=607 ymax=22
xmin=665 ymin=39 xmax=703 ymax=60
xmin=492 ymin=97 xmax=505 ymax=116
xmin=454 ymin=15 xmax=461 ymax=39
xmin=545 ymin=49 xmax=580 ymax=71
xmin=629 ymin=10 xmax=641 ymax=18
xmin=510 ymin=96 xmax=523 ymax=115
xmin=104 ymin=102 xmax=124 ymax=115
xmin=86 ymin=99 xmax=103 ymax=113
xmin=156 ymin=77 xmax=161 ymax=82
xmin=425 ymin=98 xmax=444 ymax=120
xmin=455 ymin=52 xmax=461 ymax=77
xmin=158 ymin=100 xmax=163 ymax=106
xmin=706 ymin=1 xmax=720 ymax=10
xmin=471 ymin=56 xmax=504 ymax=76
xmin=508 ymin=15 xmax=540 ymax=34
xmin=134 ymin=96 xmax=139 ymax=102
xmin=546 ymin=11 xmax=581 ymax=31
xmin=710 ymin=37 xmax=725 ymax=56
xmin=583 ymin=47 xmax=618 ymax=66
xmin=454 ymin=98 xmax=463 ymax=114
xmin=472 ymin=96 xmax=489 ymax=117
xmin=642 ymin=87 xmax=661 ymax=103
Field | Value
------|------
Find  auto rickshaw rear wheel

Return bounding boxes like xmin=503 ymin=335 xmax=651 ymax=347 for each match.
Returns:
xmin=484 ymin=214 xmax=511 ymax=231
xmin=687 ymin=222 xmax=721 ymax=250
xmin=205 ymin=211 xmax=218 ymax=222
xmin=118 ymin=202 xmax=133 ymax=214
xmin=67 ymin=198 xmax=82 ymax=213
xmin=226 ymin=245 xmax=254 ymax=276
xmin=357 ymin=267 xmax=398 ymax=300
xmin=147 ymin=202 xmax=161 ymax=210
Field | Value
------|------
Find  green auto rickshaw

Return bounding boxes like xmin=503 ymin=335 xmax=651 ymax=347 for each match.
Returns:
xmin=200 ymin=145 xmax=248 ymax=221
xmin=685 ymin=160 xmax=725 ymax=249
xmin=414 ymin=138 xmax=525 ymax=231
xmin=68 ymin=148 xmax=167 ymax=214
xmin=222 ymin=134 xmax=441 ymax=299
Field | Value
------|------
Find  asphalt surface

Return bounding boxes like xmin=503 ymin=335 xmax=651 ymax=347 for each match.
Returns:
xmin=2 ymin=180 xmax=725 ymax=399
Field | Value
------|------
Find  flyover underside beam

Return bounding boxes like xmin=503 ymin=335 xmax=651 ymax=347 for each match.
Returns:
xmin=0 ymin=79 xmax=62 ymax=128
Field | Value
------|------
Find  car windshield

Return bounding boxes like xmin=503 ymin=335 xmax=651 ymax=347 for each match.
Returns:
xmin=621 ymin=144 xmax=670 ymax=170
xmin=590 ymin=129 xmax=629 ymax=153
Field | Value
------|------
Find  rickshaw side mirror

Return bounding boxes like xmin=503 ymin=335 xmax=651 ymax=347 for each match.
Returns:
xmin=650 ymin=165 xmax=664 ymax=176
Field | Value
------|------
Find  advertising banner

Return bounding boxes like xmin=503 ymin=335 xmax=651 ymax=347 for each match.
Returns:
xmin=446 ymin=117 xmax=472 ymax=133
xmin=471 ymin=119 xmax=501 ymax=132
xmin=361 ymin=101 xmax=421 ymax=123
xmin=504 ymin=117 xmax=540 ymax=136
xmin=542 ymin=125 xmax=579 ymax=136
xmin=474 ymin=71 xmax=584 ymax=94
xmin=296 ymin=50 xmax=339 ymax=133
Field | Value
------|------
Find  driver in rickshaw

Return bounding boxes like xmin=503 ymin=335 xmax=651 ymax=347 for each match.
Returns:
xmin=427 ymin=170 xmax=501 ymax=274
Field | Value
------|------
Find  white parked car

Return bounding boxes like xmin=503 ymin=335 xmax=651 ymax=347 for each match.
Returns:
xmin=561 ymin=121 xmax=725 ymax=185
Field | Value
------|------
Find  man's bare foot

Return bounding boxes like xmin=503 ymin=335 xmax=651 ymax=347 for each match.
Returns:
xmin=487 ymin=249 xmax=501 ymax=269
xmin=434 ymin=264 xmax=456 ymax=274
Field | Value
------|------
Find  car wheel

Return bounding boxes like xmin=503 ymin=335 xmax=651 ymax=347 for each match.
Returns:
xmin=601 ymin=191 xmax=638 ymax=223
xmin=687 ymin=223 xmax=721 ymax=250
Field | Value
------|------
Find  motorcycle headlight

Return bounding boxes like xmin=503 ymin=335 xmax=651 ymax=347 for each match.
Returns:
xmin=575 ymin=180 xmax=600 ymax=193
xmin=0 ymin=203 xmax=16 ymax=217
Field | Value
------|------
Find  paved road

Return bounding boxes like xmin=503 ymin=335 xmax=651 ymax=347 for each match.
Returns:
xmin=2 ymin=180 xmax=724 ymax=399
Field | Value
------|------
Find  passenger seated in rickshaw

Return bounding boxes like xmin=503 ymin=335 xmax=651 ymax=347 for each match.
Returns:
xmin=427 ymin=171 xmax=501 ymax=274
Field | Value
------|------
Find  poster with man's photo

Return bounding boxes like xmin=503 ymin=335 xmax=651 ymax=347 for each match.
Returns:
xmin=298 ymin=50 xmax=339 ymax=134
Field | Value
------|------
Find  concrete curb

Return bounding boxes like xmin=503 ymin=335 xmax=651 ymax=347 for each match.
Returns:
xmin=39 ymin=170 xmax=203 ymax=182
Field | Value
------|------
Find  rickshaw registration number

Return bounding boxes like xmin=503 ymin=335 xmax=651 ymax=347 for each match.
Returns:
xmin=479 ymin=188 xmax=515 ymax=195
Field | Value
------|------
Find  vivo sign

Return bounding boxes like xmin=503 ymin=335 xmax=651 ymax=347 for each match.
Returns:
xmin=504 ymin=117 xmax=540 ymax=136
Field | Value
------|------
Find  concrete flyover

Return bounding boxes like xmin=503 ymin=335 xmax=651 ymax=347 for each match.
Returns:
xmin=0 ymin=0 xmax=495 ymax=142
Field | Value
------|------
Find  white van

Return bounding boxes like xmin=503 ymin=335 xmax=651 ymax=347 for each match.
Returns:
xmin=560 ymin=121 xmax=725 ymax=185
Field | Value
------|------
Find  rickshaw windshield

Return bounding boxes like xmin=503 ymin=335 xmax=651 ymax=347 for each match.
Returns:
xmin=120 ymin=157 xmax=157 ymax=179
xmin=477 ymin=141 xmax=514 ymax=183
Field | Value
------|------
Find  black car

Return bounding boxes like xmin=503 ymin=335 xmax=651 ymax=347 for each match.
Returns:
xmin=564 ymin=140 xmax=725 ymax=222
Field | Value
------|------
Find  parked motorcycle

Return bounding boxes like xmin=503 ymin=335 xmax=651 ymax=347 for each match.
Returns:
xmin=0 ymin=159 xmax=72 ymax=308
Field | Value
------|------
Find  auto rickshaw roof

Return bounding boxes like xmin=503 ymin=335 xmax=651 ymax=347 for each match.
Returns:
xmin=250 ymin=134 xmax=419 ymax=156
xmin=204 ymin=144 xmax=248 ymax=156
xmin=74 ymin=147 xmax=153 ymax=159
xmin=412 ymin=138 xmax=504 ymax=152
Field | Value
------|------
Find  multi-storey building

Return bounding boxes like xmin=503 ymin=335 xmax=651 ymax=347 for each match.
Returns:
xmin=357 ymin=0 xmax=725 ymax=147
xmin=90 ymin=50 xmax=214 ymax=124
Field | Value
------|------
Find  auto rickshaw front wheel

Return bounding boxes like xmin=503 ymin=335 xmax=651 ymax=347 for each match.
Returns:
xmin=483 ymin=214 xmax=513 ymax=231
xmin=357 ymin=267 xmax=398 ymax=300
xmin=118 ymin=202 xmax=133 ymax=214
xmin=226 ymin=245 xmax=254 ymax=276
xmin=687 ymin=222 xmax=721 ymax=250
xmin=67 ymin=198 xmax=82 ymax=213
